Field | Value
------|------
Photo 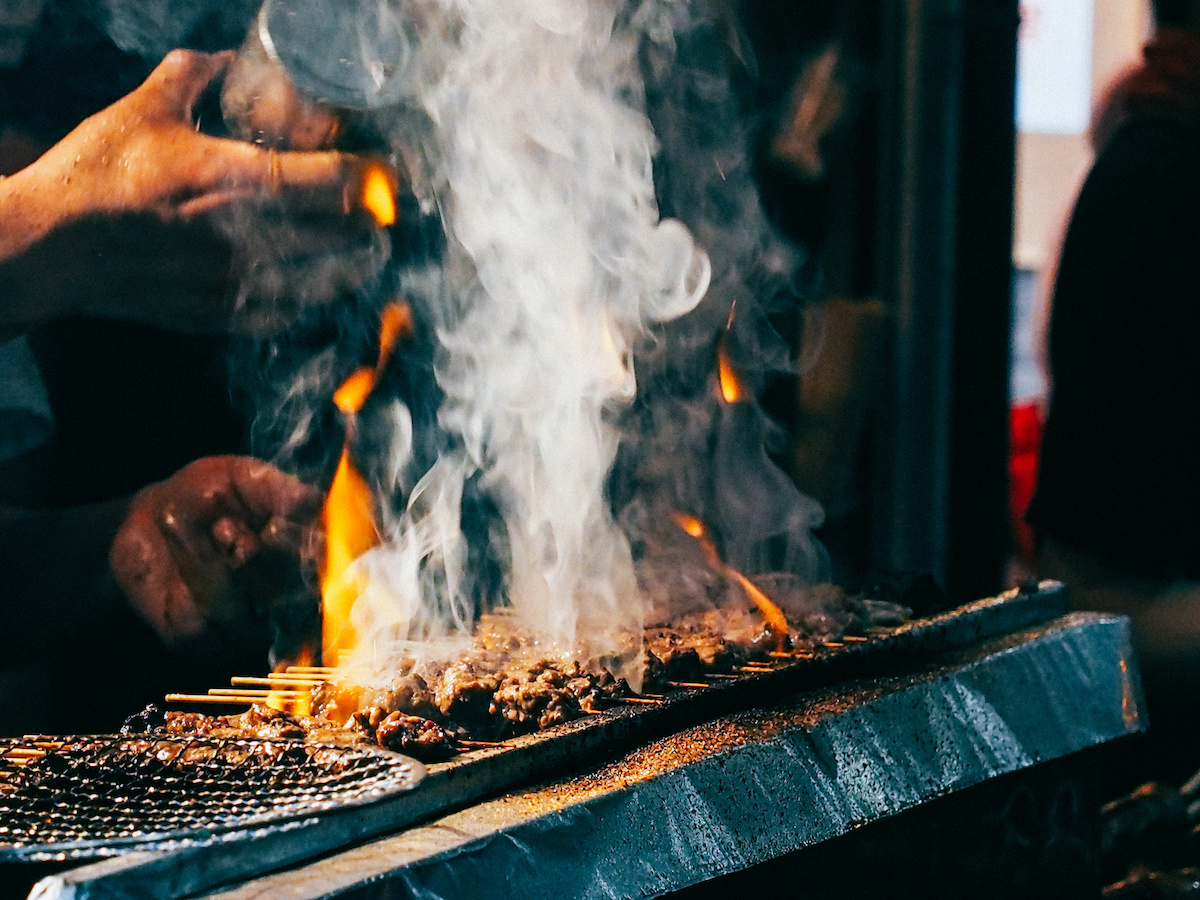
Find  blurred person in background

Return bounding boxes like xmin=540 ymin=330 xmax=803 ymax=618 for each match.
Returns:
xmin=1028 ymin=0 xmax=1200 ymax=778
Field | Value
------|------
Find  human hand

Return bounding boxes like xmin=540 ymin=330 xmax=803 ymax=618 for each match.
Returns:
xmin=109 ymin=456 xmax=322 ymax=657
xmin=0 ymin=49 xmax=400 ymax=339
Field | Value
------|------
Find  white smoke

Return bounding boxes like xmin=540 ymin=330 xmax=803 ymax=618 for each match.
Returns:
xmin=230 ymin=0 xmax=830 ymax=687
xmin=344 ymin=0 xmax=711 ymax=684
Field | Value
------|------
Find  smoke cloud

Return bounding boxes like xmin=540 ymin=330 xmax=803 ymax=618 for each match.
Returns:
xmin=233 ymin=0 xmax=828 ymax=686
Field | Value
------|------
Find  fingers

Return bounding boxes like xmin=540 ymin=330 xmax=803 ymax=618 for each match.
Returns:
xmin=109 ymin=507 xmax=208 ymax=645
xmin=191 ymin=140 xmax=402 ymax=221
xmin=112 ymin=457 xmax=320 ymax=654
xmin=222 ymin=457 xmax=324 ymax=526
xmin=140 ymin=49 xmax=234 ymax=119
xmin=268 ymin=151 xmax=401 ymax=210
xmin=212 ymin=515 xmax=262 ymax=567
xmin=156 ymin=457 xmax=320 ymax=552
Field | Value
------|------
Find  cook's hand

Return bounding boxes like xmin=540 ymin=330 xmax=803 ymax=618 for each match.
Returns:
xmin=109 ymin=456 xmax=322 ymax=657
xmin=0 ymin=49 xmax=400 ymax=339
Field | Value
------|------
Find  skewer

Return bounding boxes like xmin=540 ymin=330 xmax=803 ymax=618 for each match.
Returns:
xmin=737 ymin=665 xmax=774 ymax=673
xmin=704 ymin=673 xmax=740 ymax=680
xmin=5 ymin=748 xmax=46 ymax=759
xmin=620 ymin=696 xmax=663 ymax=705
xmin=229 ymin=676 xmax=327 ymax=688
xmin=457 ymin=740 xmax=505 ymax=748
xmin=286 ymin=666 xmax=336 ymax=675
xmin=207 ymin=689 xmax=310 ymax=698
xmin=165 ymin=694 xmax=256 ymax=706
xmin=842 ymin=635 xmax=869 ymax=642
xmin=822 ymin=641 xmax=845 ymax=649
xmin=4 ymin=757 xmax=44 ymax=769
xmin=262 ymin=671 xmax=331 ymax=681
xmin=666 ymin=682 xmax=710 ymax=689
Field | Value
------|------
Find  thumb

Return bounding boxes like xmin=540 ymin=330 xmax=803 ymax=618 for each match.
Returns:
xmin=139 ymin=49 xmax=234 ymax=119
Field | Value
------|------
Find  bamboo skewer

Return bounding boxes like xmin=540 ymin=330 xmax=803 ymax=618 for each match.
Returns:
xmin=230 ymin=676 xmax=327 ymax=688
xmin=261 ymin=671 xmax=331 ymax=681
xmin=768 ymin=650 xmax=815 ymax=659
xmin=4 ymin=752 xmax=46 ymax=768
xmin=5 ymin=748 xmax=47 ymax=760
xmin=164 ymin=694 xmax=259 ymax=706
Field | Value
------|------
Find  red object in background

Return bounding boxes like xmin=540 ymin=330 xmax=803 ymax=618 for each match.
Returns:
xmin=1009 ymin=402 xmax=1043 ymax=566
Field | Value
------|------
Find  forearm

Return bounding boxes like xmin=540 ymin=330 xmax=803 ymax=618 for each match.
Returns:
xmin=0 ymin=499 xmax=131 ymax=657
xmin=0 ymin=162 xmax=79 ymax=341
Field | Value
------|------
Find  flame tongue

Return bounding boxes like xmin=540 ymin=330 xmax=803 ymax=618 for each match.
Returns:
xmin=333 ymin=368 xmax=376 ymax=415
xmin=717 ymin=339 xmax=743 ymax=404
xmin=320 ymin=302 xmax=415 ymax=665
xmin=361 ymin=160 xmax=398 ymax=228
xmin=321 ymin=449 xmax=377 ymax=663
xmin=706 ymin=329 xmax=793 ymax=639
xmin=673 ymin=512 xmax=790 ymax=645
xmin=268 ymin=648 xmax=314 ymax=715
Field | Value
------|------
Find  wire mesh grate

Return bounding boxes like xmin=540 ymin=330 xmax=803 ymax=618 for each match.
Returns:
xmin=0 ymin=733 xmax=423 ymax=858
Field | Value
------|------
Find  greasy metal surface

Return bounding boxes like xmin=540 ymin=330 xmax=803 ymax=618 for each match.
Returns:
xmin=32 ymin=601 xmax=1135 ymax=900
xmin=193 ymin=612 xmax=1141 ymax=900
xmin=0 ymin=737 xmax=424 ymax=862
xmin=26 ymin=585 xmax=1065 ymax=898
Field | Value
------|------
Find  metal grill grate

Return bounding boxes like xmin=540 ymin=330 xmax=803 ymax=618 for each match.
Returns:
xmin=0 ymin=733 xmax=424 ymax=859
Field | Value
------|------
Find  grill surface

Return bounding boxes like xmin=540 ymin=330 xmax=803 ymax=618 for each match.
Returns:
xmin=8 ymin=584 xmax=1065 ymax=889
xmin=0 ymin=735 xmax=424 ymax=860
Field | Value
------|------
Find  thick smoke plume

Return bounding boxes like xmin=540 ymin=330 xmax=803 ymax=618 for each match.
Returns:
xmin=236 ymin=0 xmax=828 ymax=686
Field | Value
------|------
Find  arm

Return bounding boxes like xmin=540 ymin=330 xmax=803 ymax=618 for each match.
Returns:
xmin=0 ymin=49 xmax=396 ymax=342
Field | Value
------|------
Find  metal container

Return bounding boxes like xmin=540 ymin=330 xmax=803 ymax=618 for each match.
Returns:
xmin=221 ymin=0 xmax=413 ymax=150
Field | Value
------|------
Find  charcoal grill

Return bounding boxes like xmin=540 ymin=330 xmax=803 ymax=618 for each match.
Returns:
xmin=0 ymin=735 xmax=424 ymax=860
xmin=16 ymin=582 xmax=1143 ymax=899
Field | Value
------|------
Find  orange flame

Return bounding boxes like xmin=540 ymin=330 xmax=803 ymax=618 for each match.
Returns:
xmin=320 ymin=302 xmax=415 ymax=664
xmin=361 ymin=161 xmax=398 ymax=228
xmin=672 ymin=511 xmax=790 ymax=645
xmin=267 ymin=647 xmax=314 ymax=715
xmin=376 ymin=301 xmax=414 ymax=372
xmin=321 ymin=449 xmax=377 ymax=663
xmin=717 ymin=339 xmax=744 ymax=403
xmin=334 ymin=368 xmax=375 ymax=414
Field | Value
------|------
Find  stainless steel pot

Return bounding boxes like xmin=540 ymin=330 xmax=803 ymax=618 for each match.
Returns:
xmin=221 ymin=0 xmax=412 ymax=150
